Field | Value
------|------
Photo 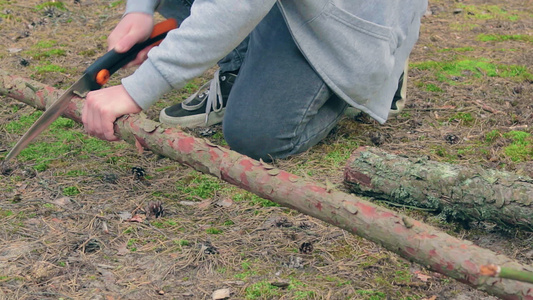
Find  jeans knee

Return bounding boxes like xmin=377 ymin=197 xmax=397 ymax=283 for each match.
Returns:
xmin=223 ymin=121 xmax=290 ymax=161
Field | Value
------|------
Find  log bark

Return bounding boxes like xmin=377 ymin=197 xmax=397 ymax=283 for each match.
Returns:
xmin=344 ymin=147 xmax=533 ymax=231
xmin=1 ymin=69 xmax=532 ymax=300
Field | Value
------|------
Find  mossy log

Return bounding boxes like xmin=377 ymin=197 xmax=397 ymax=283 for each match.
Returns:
xmin=1 ymin=69 xmax=533 ymax=299
xmin=344 ymin=146 xmax=533 ymax=231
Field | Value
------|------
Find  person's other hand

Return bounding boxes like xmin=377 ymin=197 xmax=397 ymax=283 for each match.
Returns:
xmin=82 ymin=85 xmax=142 ymax=141
xmin=108 ymin=12 xmax=154 ymax=67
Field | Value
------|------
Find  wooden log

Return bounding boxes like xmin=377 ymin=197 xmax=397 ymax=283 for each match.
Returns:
xmin=1 ymin=69 xmax=532 ymax=300
xmin=344 ymin=147 xmax=533 ymax=231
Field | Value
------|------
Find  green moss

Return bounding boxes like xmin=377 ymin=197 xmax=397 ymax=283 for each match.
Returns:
xmin=176 ymin=172 xmax=221 ymax=200
xmin=36 ymin=41 xmax=58 ymax=48
xmin=438 ymin=47 xmax=475 ymax=52
xmin=450 ymin=22 xmax=479 ymax=31
xmin=35 ymin=2 xmax=66 ymax=11
xmin=3 ymin=113 xmax=114 ymax=171
xmin=323 ymin=140 xmax=359 ymax=168
xmin=34 ymin=62 xmax=67 ymax=74
xmin=457 ymin=4 xmax=519 ymax=21
xmin=503 ymin=131 xmax=532 ymax=162
xmin=26 ymin=49 xmax=66 ymax=60
xmin=411 ymin=58 xmax=533 ymax=83
xmin=5 ymin=111 xmax=43 ymax=133
xmin=477 ymin=34 xmax=533 ymax=43
xmin=109 ymin=0 xmax=125 ymax=8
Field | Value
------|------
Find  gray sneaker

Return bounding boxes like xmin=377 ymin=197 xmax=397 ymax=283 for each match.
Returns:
xmin=159 ymin=70 xmax=237 ymax=127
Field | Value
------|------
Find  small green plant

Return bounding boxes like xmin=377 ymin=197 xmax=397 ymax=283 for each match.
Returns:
xmin=152 ymin=220 xmax=178 ymax=228
xmin=449 ymin=112 xmax=475 ymax=125
xmin=65 ymin=169 xmax=88 ymax=177
xmin=63 ymin=186 xmax=80 ymax=196
xmin=127 ymin=239 xmax=138 ymax=251
xmin=205 ymin=227 xmax=223 ymax=234
xmin=43 ymin=203 xmax=55 ymax=209
xmin=293 ymin=290 xmax=316 ymax=300
xmin=122 ymin=226 xmax=136 ymax=234
xmin=485 ymin=129 xmax=502 ymax=143
xmin=245 ymin=281 xmax=282 ymax=299
xmin=0 ymin=209 xmax=14 ymax=218
xmin=241 ymin=261 xmax=252 ymax=270
xmin=174 ymin=239 xmax=189 ymax=246
xmin=232 ymin=192 xmax=279 ymax=207
xmin=355 ymin=289 xmax=387 ymax=300
xmin=431 ymin=145 xmax=457 ymax=162
xmin=424 ymin=83 xmax=444 ymax=92
xmin=182 ymin=82 xmax=199 ymax=94
xmin=393 ymin=269 xmax=412 ymax=284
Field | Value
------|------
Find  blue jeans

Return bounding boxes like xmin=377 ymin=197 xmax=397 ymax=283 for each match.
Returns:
xmin=158 ymin=2 xmax=347 ymax=161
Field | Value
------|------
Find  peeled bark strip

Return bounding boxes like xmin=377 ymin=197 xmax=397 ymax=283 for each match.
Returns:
xmin=1 ymin=69 xmax=532 ymax=300
xmin=344 ymin=147 xmax=533 ymax=231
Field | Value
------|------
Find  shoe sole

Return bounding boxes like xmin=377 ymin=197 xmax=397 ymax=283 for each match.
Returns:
xmin=159 ymin=108 xmax=225 ymax=128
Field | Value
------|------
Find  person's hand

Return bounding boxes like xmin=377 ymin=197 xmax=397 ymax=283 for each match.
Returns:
xmin=82 ymin=85 xmax=142 ymax=141
xmin=108 ymin=12 xmax=154 ymax=67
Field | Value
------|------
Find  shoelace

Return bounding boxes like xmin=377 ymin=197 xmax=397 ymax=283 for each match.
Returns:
xmin=180 ymin=69 xmax=224 ymax=124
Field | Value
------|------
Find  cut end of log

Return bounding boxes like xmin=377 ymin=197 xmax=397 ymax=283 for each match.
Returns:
xmin=480 ymin=264 xmax=500 ymax=277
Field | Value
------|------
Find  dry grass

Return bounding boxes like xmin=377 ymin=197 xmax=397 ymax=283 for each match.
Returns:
xmin=1 ymin=0 xmax=532 ymax=299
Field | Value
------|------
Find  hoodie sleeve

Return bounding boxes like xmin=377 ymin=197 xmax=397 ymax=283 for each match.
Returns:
xmin=121 ymin=0 xmax=277 ymax=110
xmin=125 ymin=0 xmax=160 ymax=16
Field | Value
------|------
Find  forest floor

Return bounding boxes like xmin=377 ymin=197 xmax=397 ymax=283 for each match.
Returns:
xmin=0 ymin=0 xmax=532 ymax=299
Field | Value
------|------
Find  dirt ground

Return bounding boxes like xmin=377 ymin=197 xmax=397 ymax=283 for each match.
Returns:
xmin=0 ymin=0 xmax=532 ymax=299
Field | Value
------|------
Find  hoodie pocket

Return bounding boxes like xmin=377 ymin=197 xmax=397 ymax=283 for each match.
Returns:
xmin=300 ymin=2 xmax=398 ymax=106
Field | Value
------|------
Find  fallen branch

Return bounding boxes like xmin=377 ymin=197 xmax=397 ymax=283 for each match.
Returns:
xmin=1 ymin=69 xmax=532 ymax=300
xmin=343 ymin=147 xmax=533 ymax=231
xmin=480 ymin=265 xmax=533 ymax=285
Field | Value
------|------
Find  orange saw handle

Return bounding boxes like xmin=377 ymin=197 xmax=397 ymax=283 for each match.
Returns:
xmin=84 ymin=18 xmax=178 ymax=90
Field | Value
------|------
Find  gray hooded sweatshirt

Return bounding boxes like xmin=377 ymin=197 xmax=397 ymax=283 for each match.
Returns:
xmin=122 ymin=0 xmax=428 ymax=124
